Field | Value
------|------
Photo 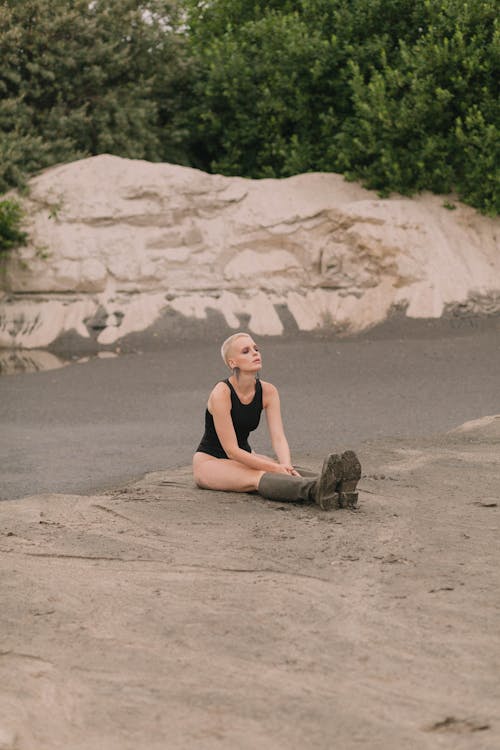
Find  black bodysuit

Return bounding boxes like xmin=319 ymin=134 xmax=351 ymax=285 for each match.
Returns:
xmin=196 ymin=378 xmax=263 ymax=459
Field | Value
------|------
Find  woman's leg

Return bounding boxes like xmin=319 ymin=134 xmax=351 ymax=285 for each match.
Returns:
xmin=193 ymin=452 xmax=265 ymax=492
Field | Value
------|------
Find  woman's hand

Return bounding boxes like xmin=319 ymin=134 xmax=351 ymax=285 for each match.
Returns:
xmin=276 ymin=463 xmax=300 ymax=477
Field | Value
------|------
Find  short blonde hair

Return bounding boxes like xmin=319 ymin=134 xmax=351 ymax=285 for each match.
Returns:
xmin=220 ymin=332 xmax=252 ymax=368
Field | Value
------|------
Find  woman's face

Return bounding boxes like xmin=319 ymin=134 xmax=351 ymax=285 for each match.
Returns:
xmin=228 ymin=335 xmax=262 ymax=373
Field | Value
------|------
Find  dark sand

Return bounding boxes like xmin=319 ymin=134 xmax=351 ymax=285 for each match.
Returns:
xmin=1 ymin=323 xmax=500 ymax=500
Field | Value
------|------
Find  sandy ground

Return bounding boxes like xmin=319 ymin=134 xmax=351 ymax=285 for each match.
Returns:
xmin=1 ymin=414 xmax=499 ymax=750
xmin=2 ymin=322 xmax=500 ymax=500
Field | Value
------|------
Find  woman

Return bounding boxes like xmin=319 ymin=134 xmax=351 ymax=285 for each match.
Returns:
xmin=193 ymin=332 xmax=361 ymax=510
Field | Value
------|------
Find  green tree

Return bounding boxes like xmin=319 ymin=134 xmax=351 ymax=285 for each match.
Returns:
xmin=334 ymin=0 xmax=500 ymax=212
xmin=187 ymin=8 xmax=331 ymax=176
xmin=185 ymin=0 xmax=499 ymax=212
xmin=0 ymin=0 xmax=189 ymax=193
xmin=2 ymin=0 xmax=498 ymax=213
xmin=185 ymin=0 xmax=429 ymax=176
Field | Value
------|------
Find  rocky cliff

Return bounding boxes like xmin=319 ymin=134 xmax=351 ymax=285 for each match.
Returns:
xmin=1 ymin=154 xmax=499 ymax=349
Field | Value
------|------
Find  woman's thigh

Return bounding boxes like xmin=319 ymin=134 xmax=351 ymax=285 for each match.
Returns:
xmin=193 ymin=453 xmax=264 ymax=492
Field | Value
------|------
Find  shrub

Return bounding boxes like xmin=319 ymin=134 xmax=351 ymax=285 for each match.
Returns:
xmin=0 ymin=0 xmax=190 ymax=193
xmin=185 ymin=0 xmax=499 ymax=214
xmin=0 ymin=199 xmax=28 ymax=259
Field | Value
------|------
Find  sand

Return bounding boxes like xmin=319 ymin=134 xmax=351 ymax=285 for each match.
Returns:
xmin=1 ymin=415 xmax=499 ymax=750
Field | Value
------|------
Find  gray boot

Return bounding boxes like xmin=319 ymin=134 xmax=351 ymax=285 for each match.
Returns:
xmin=258 ymin=454 xmax=342 ymax=511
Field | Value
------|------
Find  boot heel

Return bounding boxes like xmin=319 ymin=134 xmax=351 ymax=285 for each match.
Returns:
xmin=339 ymin=491 xmax=358 ymax=509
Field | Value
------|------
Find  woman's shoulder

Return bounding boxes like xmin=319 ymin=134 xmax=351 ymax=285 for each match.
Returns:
xmin=259 ymin=378 xmax=276 ymax=390
xmin=208 ymin=379 xmax=231 ymax=403
xmin=206 ymin=380 xmax=232 ymax=415
xmin=259 ymin=379 xmax=278 ymax=403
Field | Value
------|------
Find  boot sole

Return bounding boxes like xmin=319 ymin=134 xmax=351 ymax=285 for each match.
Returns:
xmin=316 ymin=454 xmax=342 ymax=510
xmin=339 ymin=450 xmax=361 ymax=508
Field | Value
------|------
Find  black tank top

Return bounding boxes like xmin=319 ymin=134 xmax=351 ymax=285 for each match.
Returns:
xmin=196 ymin=378 xmax=263 ymax=459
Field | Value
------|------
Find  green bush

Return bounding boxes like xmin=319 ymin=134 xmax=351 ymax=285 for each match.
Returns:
xmin=0 ymin=199 xmax=28 ymax=258
xmin=0 ymin=0 xmax=498 ymax=214
xmin=185 ymin=0 xmax=499 ymax=214
xmin=0 ymin=0 xmax=190 ymax=193
xmin=332 ymin=0 xmax=500 ymax=212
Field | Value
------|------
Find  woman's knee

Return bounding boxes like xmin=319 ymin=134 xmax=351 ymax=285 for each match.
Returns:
xmin=192 ymin=462 xmax=210 ymax=489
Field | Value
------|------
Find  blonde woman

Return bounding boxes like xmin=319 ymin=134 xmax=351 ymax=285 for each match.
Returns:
xmin=193 ymin=332 xmax=361 ymax=510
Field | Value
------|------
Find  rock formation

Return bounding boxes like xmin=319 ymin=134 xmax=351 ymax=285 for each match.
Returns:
xmin=1 ymin=154 xmax=499 ymax=349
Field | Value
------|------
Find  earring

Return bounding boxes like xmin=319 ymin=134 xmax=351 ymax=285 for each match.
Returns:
xmin=232 ymin=366 xmax=240 ymax=378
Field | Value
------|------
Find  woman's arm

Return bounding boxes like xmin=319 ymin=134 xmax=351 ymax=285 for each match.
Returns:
xmin=209 ymin=382 xmax=288 ymax=473
xmin=262 ymin=381 xmax=299 ymax=475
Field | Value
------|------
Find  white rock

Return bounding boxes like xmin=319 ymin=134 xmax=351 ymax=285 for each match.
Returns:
xmin=80 ymin=259 xmax=107 ymax=292
xmin=1 ymin=155 xmax=499 ymax=348
xmin=224 ymin=249 xmax=302 ymax=282
xmin=0 ymin=726 xmax=17 ymax=750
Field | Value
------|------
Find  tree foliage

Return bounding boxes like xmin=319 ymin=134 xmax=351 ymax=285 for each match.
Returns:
xmin=0 ymin=0 xmax=498 ymax=213
xmin=333 ymin=0 xmax=500 ymax=212
xmin=186 ymin=0 xmax=499 ymax=212
xmin=0 ymin=199 xmax=27 ymax=259
xmin=0 ymin=0 xmax=190 ymax=193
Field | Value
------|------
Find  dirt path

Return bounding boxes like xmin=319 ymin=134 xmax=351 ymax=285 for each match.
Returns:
xmin=1 ymin=416 xmax=499 ymax=749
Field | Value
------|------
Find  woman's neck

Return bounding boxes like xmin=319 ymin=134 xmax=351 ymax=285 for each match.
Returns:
xmin=230 ymin=371 xmax=255 ymax=393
